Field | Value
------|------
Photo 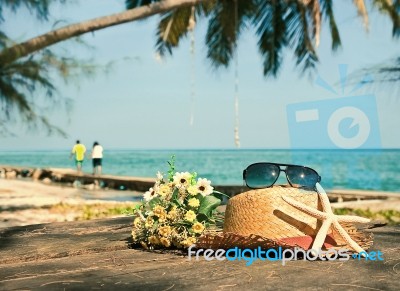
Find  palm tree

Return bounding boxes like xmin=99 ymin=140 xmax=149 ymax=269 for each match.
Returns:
xmin=348 ymin=55 xmax=400 ymax=95
xmin=0 ymin=0 xmax=205 ymax=65
xmin=367 ymin=57 xmax=400 ymax=84
xmin=0 ymin=0 xmax=399 ymax=134
xmin=0 ymin=0 xmax=62 ymax=22
xmin=0 ymin=43 xmax=98 ymax=136
xmin=0 ymin=0 xmax=204 ymax=135
xmin=143 ymin=0 xmax=399 ymax=78
xmin=2 ymin=0 xmax=399 ymax=72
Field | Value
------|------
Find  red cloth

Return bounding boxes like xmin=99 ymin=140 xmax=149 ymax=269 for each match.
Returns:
xmin=279 ymin=234 xmax=337 ymax=249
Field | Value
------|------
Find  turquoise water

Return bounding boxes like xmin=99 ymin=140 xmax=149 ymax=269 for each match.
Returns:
xmin=0 ymin=149 xmax=399 ymax=192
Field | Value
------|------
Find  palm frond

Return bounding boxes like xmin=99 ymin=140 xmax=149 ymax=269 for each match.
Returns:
xmin=253 ymin=0 xmax=287 ymax=77
xmin=196 ymin=0 xmax=218 ymax=17
xmin=353 ymin=0 xmax=369 ymax=30
xmin=125 ymin=0 xmax=158 ymax=9
xmin=0 ymin=0 xmax=66 ymax=23
xmin=362 ymin=56 xmax=400 ymax=82
xmin=0 ymin=46 xmax=102 ymax=136
xmin=286 ymin=1 xmax=318 ymax=74
xmin=308 ymin=0 xmax=321 ymax=47
xmin=320 ymin=0 xmax=341 ymax=50
xmin=0 ymin=78 xmax=31 ymax=116
xmin=155 ymin=6 xmax=193 ymax=57
xmin=205 ymin=0 xmax=254 ymax=68
xmin=0 ymin=31 xmax=9 ymax=49
xmin=347 ymin=55 xmax=400 ymax=96
xmin=372 ymin=0 xmax=400 ymax=37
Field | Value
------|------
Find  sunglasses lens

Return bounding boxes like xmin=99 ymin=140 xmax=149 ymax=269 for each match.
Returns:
xmin=286 ymin=166 xmax=319 ymax=189
xmin=245 ymin=163 xmax=279 ymax=188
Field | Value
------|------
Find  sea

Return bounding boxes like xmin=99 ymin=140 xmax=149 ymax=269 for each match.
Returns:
xmin=0 ymin=149 xmax=399 ymax=192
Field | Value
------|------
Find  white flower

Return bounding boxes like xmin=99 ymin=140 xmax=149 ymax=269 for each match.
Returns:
xmin=143 ymin=187 xmax=158 ymax=202
xmin=173 ymin=172 xmax=192 ymax=188
xmin=196 ymin=178 xmax=214 ymax=196
xmin=156 ymin=171 xmax=163 ymax=181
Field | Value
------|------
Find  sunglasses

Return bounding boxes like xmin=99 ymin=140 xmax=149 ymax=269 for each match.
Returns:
xmin=243 ymin=162 xmax=321 ymax=190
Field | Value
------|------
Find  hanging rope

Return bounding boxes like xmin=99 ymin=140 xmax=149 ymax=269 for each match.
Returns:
xmin=234 ymin=0 xmax=240 ymax=148
xmin=188 ymin=6 xmax=196 ymax=126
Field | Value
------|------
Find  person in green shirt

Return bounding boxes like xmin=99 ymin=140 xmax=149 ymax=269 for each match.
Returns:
xmin=70 ymin=140 xmax=86 ymax=173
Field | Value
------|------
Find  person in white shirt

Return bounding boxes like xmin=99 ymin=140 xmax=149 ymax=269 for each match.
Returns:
xmin=91 ymin=141 xmax=104 ymax=175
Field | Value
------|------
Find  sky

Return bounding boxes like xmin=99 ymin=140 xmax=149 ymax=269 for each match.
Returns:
xmin=1 ymin=0 xmax=399 ymax=150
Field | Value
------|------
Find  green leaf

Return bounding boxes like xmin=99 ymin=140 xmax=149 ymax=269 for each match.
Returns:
xmin=152 ymin=220 xmax=159 ymax=231
xmin=171 ymin=188 xmax=182 ymax=206
xmin=149 ymin=197 xmax=162 ymax=209
xmin=196 ymin=213 xmax=209 ymax=223
xmin=212 ymin=190 xmax=230 ymax=199
xmin=198 ymin=195 xmax=221 ymax=219
xmin=167 ymin=155 xmax=176 ymax=181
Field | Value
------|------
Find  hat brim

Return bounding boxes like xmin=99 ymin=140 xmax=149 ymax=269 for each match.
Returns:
xmin=196 ymin=224 xmax=373 ymax=251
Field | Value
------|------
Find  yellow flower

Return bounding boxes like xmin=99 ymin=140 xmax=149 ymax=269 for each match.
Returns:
xmin=148 ymin=235 xmax=160 ymax=245
xmin=158 ymin=213 xmax=168 ymax=223
xmin=145 ymin=217 xmax=154 ymax=228
xmin=182 ymin=237 xmax=197 ymax=247
xmin=170 ymin=227 xmax=178 ymax=236
xmin=133 ymin=217 xmax=142 ymax=228
xmin=167 ymin=209 xmax=178 ymax=220
xmin=178 ymin=187 xmax=187 ymax=197
xmin=158 ymin=225 xmax=172 ymax=237
xmin=187 ymin=185 xmax=198 ymax=196
xmin=185 ymin=210 xmax=196 ymax=222
xmin=131 ymin=230 xmax=137 ymax=241
xmin=192 ymin=222 xmax=205 ymax=234
xmin=158 ymin=184 xmax=172 ymax=197
xmin=160 ymin=237 xmax=171 ymax=247
xmin=153 ymin=205 xmax=166 ymax=217
xmin=188 ymin=198 xmax=200 ymax=208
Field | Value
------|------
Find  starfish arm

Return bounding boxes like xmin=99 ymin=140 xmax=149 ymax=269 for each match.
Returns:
xmin=282 ymin=196 xmax=327 ymax=220
xmin=332 ymin=220 xmax=367 ymax=254
xmin=311 ymin=218 xmax=333 ymax=250
xmin=315 ymin=183 xmax=333 ymax=214
xmin=336 ymin=215 xmax=371 ymax=224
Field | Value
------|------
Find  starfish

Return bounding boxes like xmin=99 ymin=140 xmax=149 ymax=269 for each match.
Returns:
xmin=282 ymin=183 xmax=370 ymax=254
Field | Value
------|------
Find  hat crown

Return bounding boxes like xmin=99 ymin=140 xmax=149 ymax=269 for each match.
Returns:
xmin=223 ymin=186 xmax=320 ymax=239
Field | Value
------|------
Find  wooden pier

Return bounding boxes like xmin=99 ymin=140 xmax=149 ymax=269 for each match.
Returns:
xmin=0 ymin=165 xmax=399 ymax=200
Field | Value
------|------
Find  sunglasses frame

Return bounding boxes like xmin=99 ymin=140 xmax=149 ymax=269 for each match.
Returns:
xmin=243 ymin=162 xmax=321 ymax=189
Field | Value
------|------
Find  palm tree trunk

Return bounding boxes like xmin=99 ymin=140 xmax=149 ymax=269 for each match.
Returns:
xmin=0 ymin=0 xmax=205 ymax=65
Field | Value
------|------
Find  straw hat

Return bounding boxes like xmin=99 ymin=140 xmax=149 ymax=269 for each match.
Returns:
xmin=197 ymin=186 xmax=373 ymax=251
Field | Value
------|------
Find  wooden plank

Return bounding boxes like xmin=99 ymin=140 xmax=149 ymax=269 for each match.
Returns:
xmin=0 ymin=218 xmax=399 ymax=290
xmin=0 ymin=217 xmax=133 ymax=265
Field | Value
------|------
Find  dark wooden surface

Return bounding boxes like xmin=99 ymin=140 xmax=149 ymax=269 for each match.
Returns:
xmin=0 ymin=217 xmax=399 ymax=291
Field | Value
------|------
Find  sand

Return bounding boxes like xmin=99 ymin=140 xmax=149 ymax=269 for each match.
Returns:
xmin=0 ymin=179 xmax=139 ymax=228
xmin=1 ymin=178 xmax=399 ymax=229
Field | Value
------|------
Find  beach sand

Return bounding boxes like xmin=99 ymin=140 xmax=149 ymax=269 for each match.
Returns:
xmin=1 ymin=178 xmax=399 ymax=229
xmin=0 ymin=179 xmax=138 ymax=228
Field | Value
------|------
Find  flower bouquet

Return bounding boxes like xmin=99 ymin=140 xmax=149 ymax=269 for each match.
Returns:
xmin=131 ymin=157 xmax=225 ymax=249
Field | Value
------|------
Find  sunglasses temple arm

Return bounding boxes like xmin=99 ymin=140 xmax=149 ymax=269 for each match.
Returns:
xmin=315 ymin=182 xmax=326 ymax=194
